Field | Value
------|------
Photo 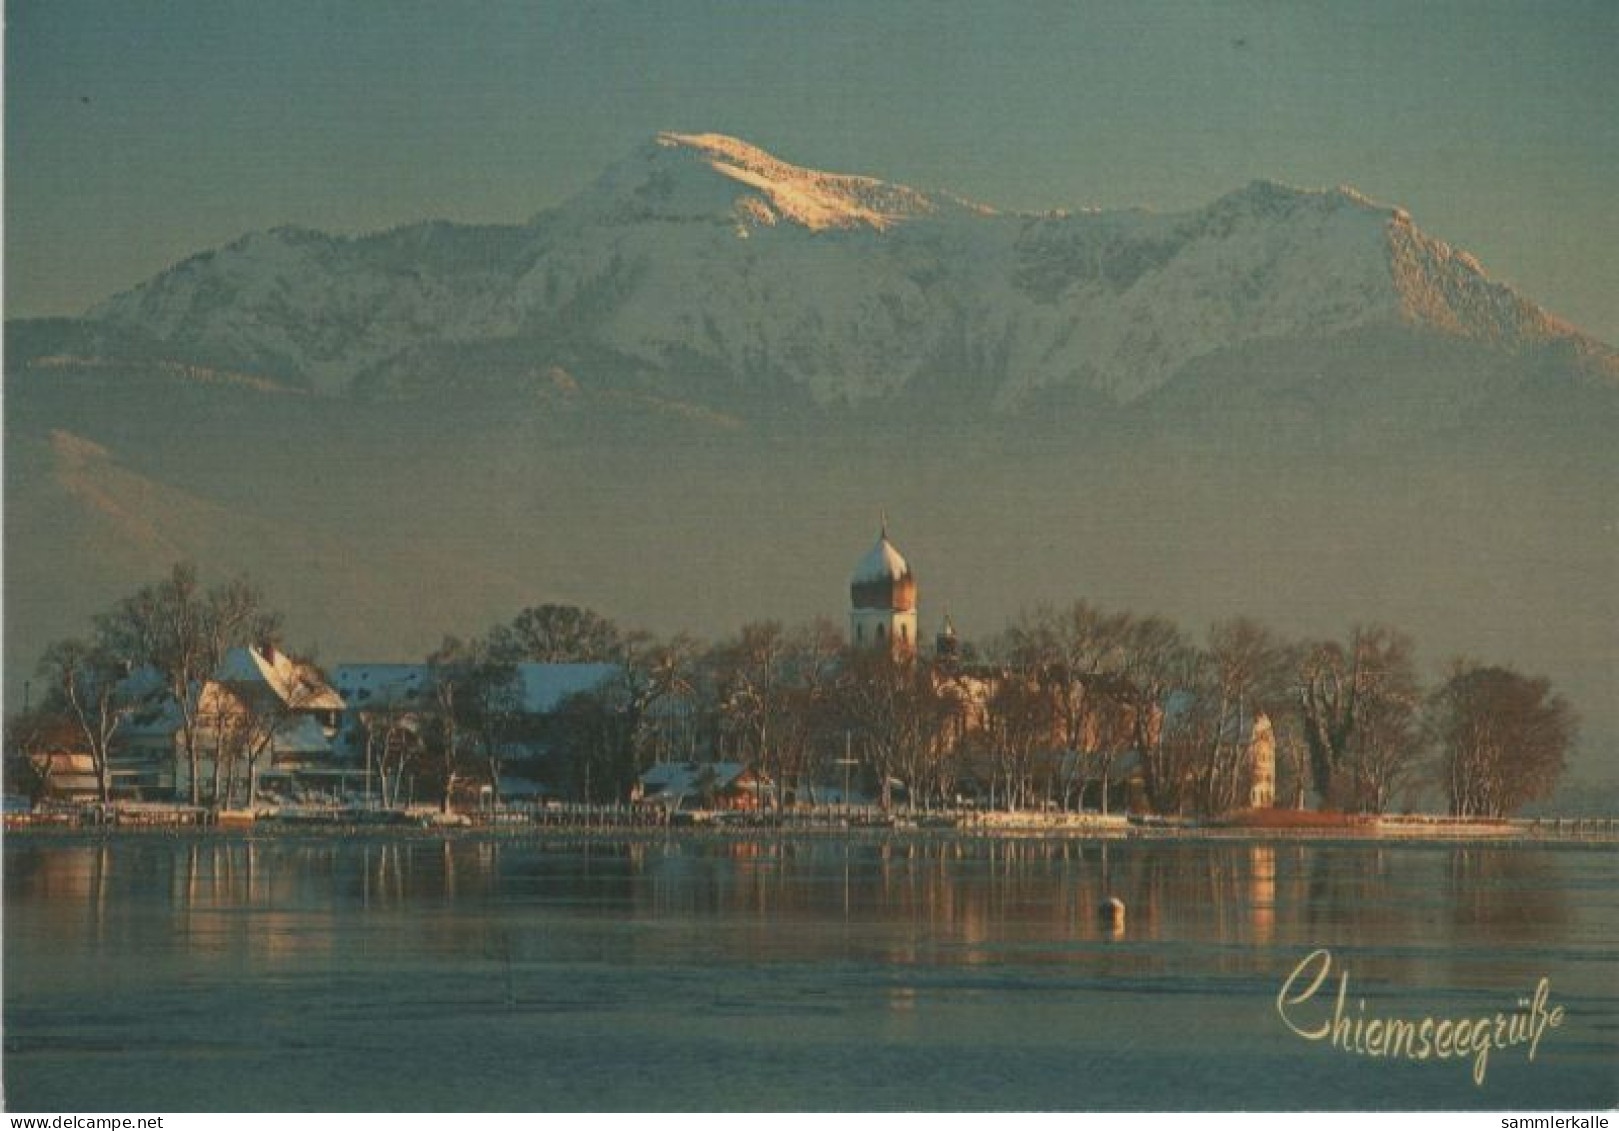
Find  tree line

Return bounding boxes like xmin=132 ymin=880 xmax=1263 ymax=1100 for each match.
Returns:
xmin=6 ymin=562 xmax=1577 ymax=817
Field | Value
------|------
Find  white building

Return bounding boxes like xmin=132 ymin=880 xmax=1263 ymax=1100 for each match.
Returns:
xmin=110 ymin=645 xmax=345 ymax=802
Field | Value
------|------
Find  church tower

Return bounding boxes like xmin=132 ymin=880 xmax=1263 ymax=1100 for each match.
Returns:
xmin=1248 ymin=712 xmax=1276 ymax=809
xmin=850 ymin=522 xmax=917 ymax=653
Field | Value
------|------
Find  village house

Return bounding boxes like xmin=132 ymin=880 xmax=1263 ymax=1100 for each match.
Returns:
xmin=111 ymin=644 xmax=346 ymax=804
xmin=14 ymin=715 xmax=103 ymax=801
xmin=633 ymin=760 xmax=774 ymax=812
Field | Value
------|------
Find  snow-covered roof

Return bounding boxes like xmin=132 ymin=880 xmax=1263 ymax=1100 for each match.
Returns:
xmin=333 ymin=661 xmax=620 ymax=715
xmin=852 ymin=532 xmax=910 ymax=584
xmin=638 ymin=760 xmax=763 ymax=806
xmin=215 ymin=646 xmax=345 ymax=711
xmin=641 ymin=760 xmax=742 ymax=789
xmin=333 ymin=664 xmax=432 ymax=708
xmin=108 ymin=666 xmax=181 ymax=734
xmin=515 ymin=663 xmax=620 ymax=713
xmin=117 ymin=665 xmax=170 ymax=701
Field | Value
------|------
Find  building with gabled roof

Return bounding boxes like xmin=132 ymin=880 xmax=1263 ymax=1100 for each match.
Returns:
xmin=634 ymin=760 xmax=773 ymax=811
xmin=106 ymin=645 xmax=346 ymax=803
xmin=210 ymin=643 xmax=345 ymax=715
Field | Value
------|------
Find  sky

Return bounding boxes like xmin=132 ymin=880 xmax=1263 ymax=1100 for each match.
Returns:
xmin=5 ymin=0 xmax=1618 ymax=343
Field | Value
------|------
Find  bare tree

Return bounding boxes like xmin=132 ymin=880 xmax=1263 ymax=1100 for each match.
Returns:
xmin=1429 ymin=662 xmax=1575 ymax=817
xmin=999 ymin=601 xmax=1130 ymax=787
xmin=702 ymin=619 xmax=844 ymax=810
xmin=424 ymin=637 xmax=485 ymax=813
xmin=1111 ymin=614 xmax=1195 ymax=814
xmin=96 ymin=563 xmax=280 ymax=806
xmin=628 ymin=633 xmax=704 ymax=770
xmin=356 ymin=701 xmax=423 ymax=809
xmin=1167 ymin=648 xmax=1226 ymax=815
xmin=981 ymin=674 xmax=1057 ymax=811
xmin=1346 ymin=650 xmax=1422 ymax=814
xmin=36 ymin=640 xmax=137 ymax=805
xmin=830 ymin=648 xmax=946 ymax=811
xmin=1272 ymin=711 xmax=1311 ymax=809
xmin=448 ymin=643 xmax=522 ymax=808
xmin=1087 ymin=676 xmax=1137 ymax=815
xmin=1297 ymin=625 xmax=1418 ymax=810
xmin=776 ymin=619 xmax=845 ymax=806
xmin=1197 ymin=618 xmax=1293 ymax=814
xmin=708 ymin=621 xmax=790 ymax=807
xmin=207 ymin=648 xmax=340 ymax=809
xmin=5 ymin=710 xmax=60 ymax=804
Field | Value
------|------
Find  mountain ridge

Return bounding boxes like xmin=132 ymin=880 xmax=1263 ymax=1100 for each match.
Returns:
xmin=32 ymin=131 xmax=1607 ymax=409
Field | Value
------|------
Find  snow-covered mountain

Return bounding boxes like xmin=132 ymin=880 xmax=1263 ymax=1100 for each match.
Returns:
xmin=8 ymin=133 xmax=1617 ymax=774
xmin=76 ymin=131 xmax=1615 ymax=408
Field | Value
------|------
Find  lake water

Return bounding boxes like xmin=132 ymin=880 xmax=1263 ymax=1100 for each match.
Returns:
xmin=4 ymin=833 xmax=1615 ymax=1111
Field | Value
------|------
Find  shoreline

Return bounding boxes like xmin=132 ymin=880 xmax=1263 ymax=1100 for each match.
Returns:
xmin=6 ymin=815 xmax=1617 ymax=847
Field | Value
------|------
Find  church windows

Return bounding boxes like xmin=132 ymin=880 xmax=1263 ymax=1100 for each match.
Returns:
xmin=850 ymin=524 xmax=917 ymax=654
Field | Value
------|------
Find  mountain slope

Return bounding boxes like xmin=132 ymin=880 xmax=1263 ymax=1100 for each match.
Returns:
xmin=2 ymin=428 xmax=536 ymax=673
xmin=76 ymin=133 xmax=1614 ymax=408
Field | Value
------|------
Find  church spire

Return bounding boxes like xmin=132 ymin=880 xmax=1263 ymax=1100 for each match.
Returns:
xmin=850 ymin=518 xmax=917 ymax=653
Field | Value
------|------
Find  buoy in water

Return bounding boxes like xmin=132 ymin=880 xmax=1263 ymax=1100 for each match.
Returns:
xmin=1099 ymin=897 xmax=1126 ymax=928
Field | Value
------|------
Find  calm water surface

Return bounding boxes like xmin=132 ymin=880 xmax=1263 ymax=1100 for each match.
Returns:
xmin=4 ymin=834 xmax=1616 ymax=1111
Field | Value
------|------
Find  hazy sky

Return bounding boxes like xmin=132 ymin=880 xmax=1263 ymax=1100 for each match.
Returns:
xmin=7 ymin=1 xmax=1617 ymax=341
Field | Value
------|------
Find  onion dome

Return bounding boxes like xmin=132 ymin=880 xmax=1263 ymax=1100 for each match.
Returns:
xmin=851 ymin=524 xmax=916 ymax=612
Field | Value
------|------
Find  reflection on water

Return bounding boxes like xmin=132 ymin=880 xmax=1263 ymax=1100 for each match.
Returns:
xmin=1250 ymin=844 xmax=1275 ymax=945
xmin=5 ymin=835 xmax=1615 ymax=1111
